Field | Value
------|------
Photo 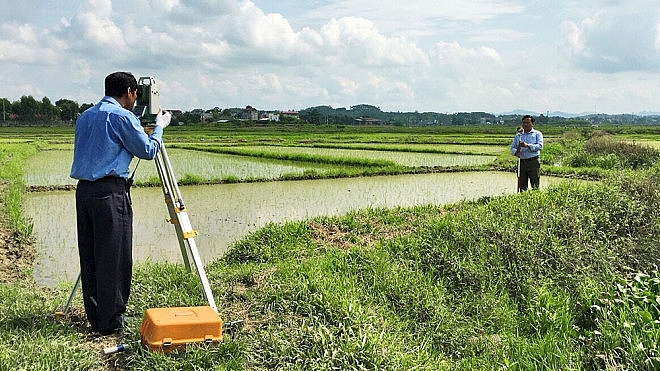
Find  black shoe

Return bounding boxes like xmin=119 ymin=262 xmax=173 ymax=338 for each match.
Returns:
xmin=98 ymin=315 xmax=134 ymax=335
xmin=98 ymin=327 xmax=119 ymax=336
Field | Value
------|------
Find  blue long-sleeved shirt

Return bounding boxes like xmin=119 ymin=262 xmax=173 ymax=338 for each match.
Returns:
xmin=70 ymin=96 xmax=163 ymax=181
xmin=510 ymin=128 xmax=543 ymax=159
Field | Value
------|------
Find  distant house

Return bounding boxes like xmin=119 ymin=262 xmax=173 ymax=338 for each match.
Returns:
xmin=266 ymin=112 xmax=280 ymax=122
xmin=354 ymin=117 xmax=383 ymax=125
xmin=191 ymin=108 xmax=212 ymax=122
xmin=281 ymin=110 xmax=299 ymax=119
xmin=241 ymin=105 xmax=259 ymax=121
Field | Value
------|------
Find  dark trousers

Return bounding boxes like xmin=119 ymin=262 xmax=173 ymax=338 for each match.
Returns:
xmin=75 ymin=177 xmax=132 ymax=334
xmin=519 ymin=157 xmax=540 ymax=191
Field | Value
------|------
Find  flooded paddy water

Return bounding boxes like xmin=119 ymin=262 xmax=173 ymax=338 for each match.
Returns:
xmin=23 ymin=148 xmax=569 ymax=287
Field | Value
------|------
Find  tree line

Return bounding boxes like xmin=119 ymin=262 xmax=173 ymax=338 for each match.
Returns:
xmin=3 ymin=94 xmax=660 ymax=128
xmin=0 ymin=96 xmax=93 ymax=125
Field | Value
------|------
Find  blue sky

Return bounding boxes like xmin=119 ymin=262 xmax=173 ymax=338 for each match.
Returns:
xmin=1 ymin=0 xmax=659 ymax=114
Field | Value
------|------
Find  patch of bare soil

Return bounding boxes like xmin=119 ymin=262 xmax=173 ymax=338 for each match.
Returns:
xmin=55 ymin=307 xmax=128 ymax=370
xmin=308 ymin=222 xmax=353 ymax=249
xmin=27 ymin=184 xmax=76 ymax=192
xmin=307 ymin=219 xmax=409 ymax=250
xmin=0 ymin=227 xmax=35 ymax=284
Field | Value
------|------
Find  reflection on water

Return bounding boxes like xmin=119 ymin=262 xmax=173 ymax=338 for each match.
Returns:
xmin=22 ymin=148 xmax=495 ymax=186
xmin=22 ymin=149 xmax=331 ymax=187
xmin=25 ymin=172 xmax=569 ymax=287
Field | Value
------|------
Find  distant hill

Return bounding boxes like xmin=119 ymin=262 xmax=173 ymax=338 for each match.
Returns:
xmin=499 ymin=109 xmax=660 ymax=118
xmin=498 ymin=109 xmax=540 ymax=116
xmin=498 ymin=109 xmax=588 ymax=118
xmin=636 ymin=111 xmax=660 ymax=117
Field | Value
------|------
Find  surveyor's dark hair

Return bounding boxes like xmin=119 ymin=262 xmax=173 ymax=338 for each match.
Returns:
xmin=105 ymin=72 xmax=138 ymax=98
xmin=521 ymin=114 xmax=536 ymax=123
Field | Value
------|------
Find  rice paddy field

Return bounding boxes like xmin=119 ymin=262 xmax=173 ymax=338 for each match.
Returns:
xmin=2 ymin=123 xmax=660 ymax=370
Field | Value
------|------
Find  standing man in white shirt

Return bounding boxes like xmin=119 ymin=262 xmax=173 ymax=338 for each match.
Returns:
xmin=510 ymin=115 xmax=544 ymax=191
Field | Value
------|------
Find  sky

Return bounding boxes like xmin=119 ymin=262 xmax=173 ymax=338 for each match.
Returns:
xmin=1 ymin=0 xmax=659 ymax=115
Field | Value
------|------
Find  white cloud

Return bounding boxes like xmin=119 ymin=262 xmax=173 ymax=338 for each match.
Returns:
xmin=0 ymin=23 xmax=63 ymax=65
xmin=561 ymin=5 xmax=660 ymax=72
xmin=74 ymin=0 xmax=125 ymax=48
xmin=319 ymin=17 xmax=428 ymax=67
xmin=167 ymin=0 xmax=239 ymax=23
xmin=2 ymin=0 xmax=660 ymax=114
xmin=430 ymin=41 xmax=502 ymax=70
xmin=307 ymin=0 xmax=524 ymax=29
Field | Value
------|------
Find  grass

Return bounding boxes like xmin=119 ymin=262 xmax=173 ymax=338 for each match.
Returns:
xmin=206 ymin=170 xmax=660 ymax=370
xmin=0 ymin=143 xmax=37 ymax=239
xmin=2 ymin=125 xmax=660 ymax=370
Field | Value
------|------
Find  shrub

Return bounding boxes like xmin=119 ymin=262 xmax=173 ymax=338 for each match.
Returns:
xmin=584 ymin=135 xmax=660 ymax=170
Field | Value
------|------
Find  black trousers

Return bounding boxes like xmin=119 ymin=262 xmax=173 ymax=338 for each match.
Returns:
xmin=519 ymin=156 xmax=540 ymax=191
xmin=75 ymin=177 xmax=132 ymax=334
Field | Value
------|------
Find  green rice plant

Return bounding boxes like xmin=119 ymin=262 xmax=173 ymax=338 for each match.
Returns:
xmin=135 ymin=175 xmax=163 ymax=187
xmin=213 ymin=145 xmax=400 ymax=168
xmin=178 ymin=173 xmax=206 ymax=185
xmin=221 ymin=175 xmax=241 ymax=183
xmin=279 ymin=169 xmax=323 ymax=180
xmin=309 ymin=142 xmax=503 ymax=156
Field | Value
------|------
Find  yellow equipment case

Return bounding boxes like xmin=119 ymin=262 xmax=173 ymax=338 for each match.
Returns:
xmin=140 ymin=306 xmax=223 ymax=353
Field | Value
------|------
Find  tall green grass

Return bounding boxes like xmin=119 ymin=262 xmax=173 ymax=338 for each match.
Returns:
xmin=0 ymin=143 xmax=37 ymax=239
xmin=562 ymin=133 xmax=660 ymax=171
xmin=207 ymin=167 xmax=660 ymax=370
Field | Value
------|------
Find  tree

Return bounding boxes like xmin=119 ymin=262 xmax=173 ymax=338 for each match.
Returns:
xmin=220 ymin=108 xmax=233 ymax=119
xmin=13 ymin=95 xmax=39 ymax=120
xmin=301 ymin=108 xmax=322 ymax=125
xmin=0 ymin=98 xmax=9 ymax=121
xmin=79 ymin=103 xmax=94 ymax=113
xmin=209 ymin=106 xmax=222 ymax=121
xmin=56 ymin=99 xmax=80 ymax=121
xmin=40 ymin=97 xmax=58 ymax=119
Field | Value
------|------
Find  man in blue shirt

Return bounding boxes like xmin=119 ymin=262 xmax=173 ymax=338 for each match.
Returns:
xmin=70 ymin=72 xmax=171 ymax=335
xmin=510 ymin=115 xmax=543 ymax=191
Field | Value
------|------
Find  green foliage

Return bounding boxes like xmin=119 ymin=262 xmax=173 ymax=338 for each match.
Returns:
xmin=224 ymin=221 xmax=315 ymax=263
xmin=561 ymin=134 xmax=660 ymax=171
xmin=614 ymin=272 xmax=660 ymax=326
xmin=0 ymin=143 xmax=37 ymax=239
xmin=55 ymin=99 xmax=80 ymax=121
xmin=584 ymin=270 xmax=660 ymax=369
xmin=538 ymin=142 xmax=563 ymax=165
xmin=178 ymin=173 xmax=206 ymax=185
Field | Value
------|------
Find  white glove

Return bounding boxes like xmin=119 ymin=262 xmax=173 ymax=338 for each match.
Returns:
xmin=155 ymin=110 xmax=172 ymax=129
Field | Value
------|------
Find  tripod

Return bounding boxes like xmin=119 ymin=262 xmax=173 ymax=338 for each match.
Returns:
xmin=153 ymin=142 xmax=217 ymax=312
xmin=58 ymin=139 xmax=217 ymax=316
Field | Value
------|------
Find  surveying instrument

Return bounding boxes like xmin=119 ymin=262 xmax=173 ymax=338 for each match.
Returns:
xmin=58 ymin=76 xmax=217 ymax=317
